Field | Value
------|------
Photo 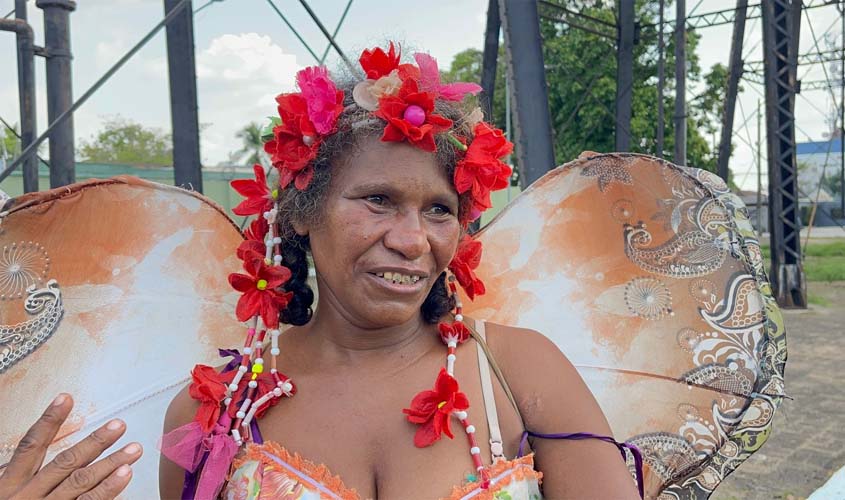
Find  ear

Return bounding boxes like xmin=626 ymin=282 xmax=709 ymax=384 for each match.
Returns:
xmin=291 ymin=218 xmax=309 ymax=237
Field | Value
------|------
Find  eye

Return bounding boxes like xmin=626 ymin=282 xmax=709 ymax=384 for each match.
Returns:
xmin=364 ymin=194 xmax=388 ymax=206
xmin=428 ymin=204 xmax=453 ymax=217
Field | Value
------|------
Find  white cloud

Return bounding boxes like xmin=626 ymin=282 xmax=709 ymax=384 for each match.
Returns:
xmin=193 ymin=33 xmax=301 ymax=165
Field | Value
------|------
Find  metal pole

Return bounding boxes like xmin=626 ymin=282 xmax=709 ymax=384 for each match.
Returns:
xmin=657 ymin=0 xmax=665 ymax=158
xmin=14 ymin=0 xmax=36 ymax=192
xmin=757 ymin=99 xmax=763 ymax=236
xmin=674 ymin=0 xmax=686 ymax=165
xmin=841 ymin=2 xmax=844 ymax=214
xmin=296 ymin=0 xmax=357 ymax=75
xmin=481 ymin=0 xmax=500 ymax=118
xmin=499 ymin=0 xmax=557 ymax=187
xmin=318 ymin=0 xmax=352 ymax=64
xmin=36 ymin=0 xmax=75 ymax=188
xmin=762 ymin=0 xmax=806 ymax=307
xmin=717 ymin=0 xmax=748 ymax=182
xmin=164 ymin=0 xmax=202 ymax=192
xmin=616 ymin=0 xmax=634 ymax=151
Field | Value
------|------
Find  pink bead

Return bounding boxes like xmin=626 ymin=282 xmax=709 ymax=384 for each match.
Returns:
xmin=403 ymin=105 xmax=426 ymax=127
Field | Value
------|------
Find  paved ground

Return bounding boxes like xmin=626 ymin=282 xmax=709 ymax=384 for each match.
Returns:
xmin=711 ymin=281 xmax=845 ymax=500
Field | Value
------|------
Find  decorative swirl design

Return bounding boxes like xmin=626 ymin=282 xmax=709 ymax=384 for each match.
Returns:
xmin=0 ymin=241 xmax=51 ymax=301
xmin=624 ymin=224 xmax=727 ymax=278
xmin=0 ymin=280 xmax=64 ymax=373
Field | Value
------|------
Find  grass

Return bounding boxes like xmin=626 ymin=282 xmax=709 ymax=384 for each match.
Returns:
xmin=807 ymin=292 xmax=832 ymax=307
xmin=759 ymin=240 xmax=845 ymax=282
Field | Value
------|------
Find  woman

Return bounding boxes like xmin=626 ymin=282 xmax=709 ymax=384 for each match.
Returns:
xmin=159 ymin=43 xmax=641 ymax=499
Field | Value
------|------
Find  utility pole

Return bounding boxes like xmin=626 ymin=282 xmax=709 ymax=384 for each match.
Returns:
xmin=499 ymin=0 xmax=556 ymax=187
xmin=615 ymin=0 xmax=634 ymax=151
xmin=37 ymin=0 xmax=76 ymax=188
xmin=674 ymin=0 xmax=686 ymax=165
xmin=164 ymin=0 xmax=203 ymax=192
xmin=840 ymin=2 xmax=844 ymax=214
xmin=757 ymin=99 xmax=763 ymax=237
xmin=480 ymin=0 xmax=500 ymax=118
xmin=717 ymin=0 xmax=748 ymax=182
xmin=13 ymin=0 xmax=37 ymax=192
xmin=657 ymin=0 xmax=665 ymax=158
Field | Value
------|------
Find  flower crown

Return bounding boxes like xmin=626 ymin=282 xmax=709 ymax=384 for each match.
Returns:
xmin=160 ymin=44 xmax=514 ymax=497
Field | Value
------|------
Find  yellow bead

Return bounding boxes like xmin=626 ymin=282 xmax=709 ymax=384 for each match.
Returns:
xmin=252 ymin=364 xmax=264 ymax=374
xmin=271 ymin=189 xmax=279 ymax=199
xmin=251 ymin=373 xmax=258 ymax=380
xmin=437 ymin=401 xmax=447 ymax=409
xmin=256 ymin=279 xmax=268 ymax=290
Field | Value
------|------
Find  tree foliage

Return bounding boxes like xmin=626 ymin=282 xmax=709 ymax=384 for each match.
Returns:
xmin=230 ymin=122 xmax=266 ymax=166
xmin=2 ymin=124 xmax=20 ymax=159
xmin=78 ymin=116 xmax=173 ymax=166
xmin=444 ymin=0 xmax=731 ymax=175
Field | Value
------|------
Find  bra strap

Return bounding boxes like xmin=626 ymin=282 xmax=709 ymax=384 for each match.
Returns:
xmin=474 ymin=320 xmax=506 ymax=463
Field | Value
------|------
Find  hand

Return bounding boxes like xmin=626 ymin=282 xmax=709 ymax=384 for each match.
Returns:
xmin=0 ymin=394 xmax=142 ymax=500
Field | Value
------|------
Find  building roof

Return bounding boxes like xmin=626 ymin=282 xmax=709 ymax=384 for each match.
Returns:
xmin=797 ymin=138 xmax=842 ymax=155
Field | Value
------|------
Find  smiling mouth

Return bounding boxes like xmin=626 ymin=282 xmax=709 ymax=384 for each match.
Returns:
xmin=373 ymin=271 xmax=422 ymax=285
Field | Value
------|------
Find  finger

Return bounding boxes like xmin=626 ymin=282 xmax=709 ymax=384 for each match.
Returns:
xmin=46 ymin=442 xmax=142 ymax=499
xmin=21 ymin=419 xmax=126 ymax=497
xmin=75 ymin=464 xmax=132 ymax=500
xmin=1 ymin=394 xmax=73 ymax=483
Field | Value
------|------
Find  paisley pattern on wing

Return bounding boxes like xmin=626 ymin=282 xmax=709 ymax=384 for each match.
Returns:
xmin=467 ymin=153 xmax=786 ymax=499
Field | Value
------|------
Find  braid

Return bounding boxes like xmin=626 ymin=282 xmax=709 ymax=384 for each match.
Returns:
xmin=278 ymin=234 xmax=314 ymax=326
xmin=421 ymin=272 xmax=455 ymax=324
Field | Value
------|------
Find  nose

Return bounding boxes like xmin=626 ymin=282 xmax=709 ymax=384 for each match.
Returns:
xmin=383 ymin=210 xmax=430 ymax=260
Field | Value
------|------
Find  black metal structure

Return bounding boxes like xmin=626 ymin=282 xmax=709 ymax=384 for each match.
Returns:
xmin=762 ymin=0 xmax=806 ymax=307
xmin=656 ymin=0 xmax=665 ymax=158
xmin=0 ymin=0 xmax=38 ymax=192
xmin=674 ymin=0 xmax=686 ymax=165
xmin=615 ymin=0 xmax=634 ymax=151
xmin=716 ymin=0 xmax=748 ymax=182
xmin=480 ymin=0 xmax=500 ymax=117
xmin=37 ymin=0 xmax=75 ymax=188
xmin=164 ymin=0 xmax=203 ymax=192
xmin=498 ymin=0 xmax=556 ymax=187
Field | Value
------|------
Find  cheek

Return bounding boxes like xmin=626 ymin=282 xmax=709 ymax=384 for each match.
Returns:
xmin=430 ymin=222 xmax=462 ymax=268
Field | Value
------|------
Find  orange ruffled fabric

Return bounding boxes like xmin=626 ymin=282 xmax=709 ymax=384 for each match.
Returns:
xmin=231 ymin=441 xmax=359 ymax=500
xmin=443 ymin=454 xmax=543 ymax=500
xmin=229 ymin=441 xmax=542 ymax=500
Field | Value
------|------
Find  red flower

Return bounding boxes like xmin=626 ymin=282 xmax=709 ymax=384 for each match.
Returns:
xmin=359 ymin=42 xmax=401 ymax=79
xmin=228 ymin=256 xmax=293 ymax=328
xmin=438 ymin=320 xmax=471 ymax=345
xmin=454 ymin=122 xmax=513 ymax=213
xmin=402 ymin=368 xmax=470 ymax=448
xmin=448 ymin=235 xmax=486 ymax=300
xmin=375 ymin=78 xmax=453 ymax=152
xmin=244 ymin=216 xmax=268 ymax=244
xmin=231 ymin=164 xmax=275 ymax=216
xmin=236 ymin=239 xmax=265 ymax=262
xmin=189 ymin=364 xmax=234 ymax=433
xmin=264 ymin=94 xmax=320 ymax=190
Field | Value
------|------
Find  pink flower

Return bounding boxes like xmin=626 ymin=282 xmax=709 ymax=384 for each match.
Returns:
xmin=414 ymin=52 xmax=482 ymax=101
xmin=296 ymin=66 xmax=344 ymax=135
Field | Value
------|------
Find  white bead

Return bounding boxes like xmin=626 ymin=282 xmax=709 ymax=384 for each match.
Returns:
xmin=236 ymin=411 xmax=245 ymax=419
xmin=265 ymin=239 xmax=274 ymax=247
xmin=263 ymin=211 xmax=271 ymax=219
xmin=470 ymin=446 xmax=481 ymax=455
xmin=454 ymin=411 xmax=468 ymax=420
xmin=455 ymin=314 xmax=463 ymax=321
xmin=447 ymin=340 xmax=458 ymax=349
xmin=271 ymin=329 xmax=280 ymax=337
xmin=273 ymin=237 xmax=282 ymax=244
xmin=228 ymin=383 xmax=238 ymax=391
xmin=238 ymin=365 xmax=247 ymax=373
xmin=255 ymin=357 xmax=264 ymax=365
xmin=273 ymin=255 xmax=283 ymax=264
xmin=243 ymin=347 xmax=252 ymax=355
xmin=255 ymin=341 xmax=263 ymax=348
xmin=447 ymin=354 xmax=456 ymax=362
xmin=271 ymin=347 xmax=280 ymax=355
xmin=455 ymin=302 xmax=463 ymax=309
xmin=270 ymin=368 xmax=278 ymax=374
xmin=248 ymin=381 xmax=258 ymax=388
xmin=476 ymin=465 xmax=484 ymax=471
xmin=466 ymin=425 xmax=476 ymax=434
xmin=283 ymin=382 xmax=293 ymax=392
xmin=273 ymin=387 xmax=283 ymax=397
xmin=223 ymin=397 xmax=232 ymax=405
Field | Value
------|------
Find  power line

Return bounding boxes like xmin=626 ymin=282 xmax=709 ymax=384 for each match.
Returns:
xmin=296 ymin=0 xmax=357 ymax=75
xmin=319 ymin=0 xmax=353 ymax=64
xmin=264 ymin=0 xmax=320 ymax=63
xmin=0 ymin=114 xmax=50 ymax=168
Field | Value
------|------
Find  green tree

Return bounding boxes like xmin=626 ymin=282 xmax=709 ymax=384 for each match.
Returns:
xmin=445 ymin=0 xmax=729 ymax=174
xmin=2 ymin=124 xmax=20 ymax=159
xmin=230 ymin=122 xmax=265 ymax=166
xmin=78 ymin=116 xmax=173 ymax=166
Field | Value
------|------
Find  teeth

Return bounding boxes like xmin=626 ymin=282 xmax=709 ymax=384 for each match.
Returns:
xmin=375 ymin=271 xmax=421 ymax=284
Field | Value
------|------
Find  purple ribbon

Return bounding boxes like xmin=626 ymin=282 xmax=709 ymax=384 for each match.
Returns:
xmin=519 ymin=430 xmax=644 ymax=499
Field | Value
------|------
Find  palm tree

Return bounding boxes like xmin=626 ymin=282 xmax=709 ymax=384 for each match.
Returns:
xmin=232 ymin=122 xmax=265 ymax=166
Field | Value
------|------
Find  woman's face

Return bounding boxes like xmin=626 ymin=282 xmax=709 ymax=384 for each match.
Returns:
xmin=305 ymin=136 xmax=462 ymax=328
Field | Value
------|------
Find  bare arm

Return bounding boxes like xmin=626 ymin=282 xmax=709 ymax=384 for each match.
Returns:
xmin=159 ymin=386 xmax=198 ymax=500
xmin=486 ymin=324 xmax=640 ymax=499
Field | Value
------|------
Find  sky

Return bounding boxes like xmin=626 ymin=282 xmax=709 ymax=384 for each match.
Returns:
xmin=0 ymin=0 xmax=841 ymax=191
